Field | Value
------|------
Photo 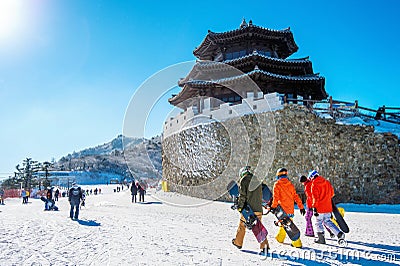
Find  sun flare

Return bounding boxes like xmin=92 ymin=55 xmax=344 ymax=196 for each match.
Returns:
xmin=0 ymin=0 xmax=23 ymax=40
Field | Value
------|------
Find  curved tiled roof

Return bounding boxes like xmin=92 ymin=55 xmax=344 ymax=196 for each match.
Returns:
xmin=193 ymin=23 xmax=298 ymax=59
xmin=224 ymin=51 xmax=310 ymax=64
xmin=170 ymin=69 xmax=327 ymax=105
xmin=182 ymin=69 xmax=324 ymax=86
xmin=179 ymin=55 xmax=314 ymax=86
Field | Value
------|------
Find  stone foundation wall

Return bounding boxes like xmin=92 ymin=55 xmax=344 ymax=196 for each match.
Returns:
xmin=162 ymin=105 xmax=400 ymax=204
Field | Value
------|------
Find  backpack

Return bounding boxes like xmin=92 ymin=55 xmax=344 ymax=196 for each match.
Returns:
xmin=71 ymin=187 xmax=81 ymax=197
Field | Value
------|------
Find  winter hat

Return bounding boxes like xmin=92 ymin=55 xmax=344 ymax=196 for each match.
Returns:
xmin=307 ymin=170 xmax=319 ymax=180
xmin=239 ymin=166 xmax=252 ymax=177
xmin=299 ymin=175 xmax=307 ymax=183
xmin=276 ymin=168 xmax=288 ymax=179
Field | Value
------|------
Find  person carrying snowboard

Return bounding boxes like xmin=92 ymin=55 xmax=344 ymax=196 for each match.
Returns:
xmin=269 ymin=168 xmax=305 ymax=248
xmin=130 ymin=181 xmax=137 ymax=203
xmin=299 ymin=175 xmax=315 ymax=237
xmin=308 ymin=170 xmax=344 ymax=244
xmin=232 ymin=166 xmax=270 ymax=255
xmin=68 ymin=182 xmax=84 ymax=220
xmin=300 ymin=175 xmax=336 ymax=238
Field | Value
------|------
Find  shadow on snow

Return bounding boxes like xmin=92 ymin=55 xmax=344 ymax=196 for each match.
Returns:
xmin=241 ymin=243 xmax=399 ymax=266
xmin=76 ymin=219 xmax=101 ymax=226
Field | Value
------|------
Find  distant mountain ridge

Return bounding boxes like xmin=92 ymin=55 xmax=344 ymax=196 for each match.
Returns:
xmin=68 ymin=135 xmax=145 ymax=158
xmin=56 ymin=135 xmax=162 ymax=180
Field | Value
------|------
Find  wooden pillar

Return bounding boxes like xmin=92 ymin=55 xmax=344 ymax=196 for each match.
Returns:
xmin=383 ymin=105 xmax=386 ymax=119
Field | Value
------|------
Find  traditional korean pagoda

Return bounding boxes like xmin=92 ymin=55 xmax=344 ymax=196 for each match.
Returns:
xmin=169 ymin=19 xmax=327 ymax=111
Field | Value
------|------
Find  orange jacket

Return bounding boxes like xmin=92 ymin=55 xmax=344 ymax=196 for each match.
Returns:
xmin=310 ymin=176 xmax=334 ymax=213
xmin=303 ymin=180 xmax=313 ymax=209
xmin=271 ymin=177 xmax=304 ymax=215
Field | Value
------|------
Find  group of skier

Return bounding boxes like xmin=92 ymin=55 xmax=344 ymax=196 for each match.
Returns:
xmin=232 ymin=166 xmax=345 ymax=255
xmin=21 ymin=188 xmax=30 ymax=204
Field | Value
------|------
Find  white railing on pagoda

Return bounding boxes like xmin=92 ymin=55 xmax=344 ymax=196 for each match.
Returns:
xmin=163 ymin=92 xmax=283 ymax=138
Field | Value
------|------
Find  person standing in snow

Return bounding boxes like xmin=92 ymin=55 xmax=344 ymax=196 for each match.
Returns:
xmin=130 ymin=182 xmax=137 ymax=203
xmin=138 ymin=183 xmax=145 ymax=202
xmin=54 ymin=188 xmax=60 ymax=201
xmin=21 ymin=189 xmax=27 ymax=204
xmin=232 ymin=166 xmax=270 ymax=255
xmin=0 ymin=188 xmax=5 ymax=204
xmin=308 ymin=170 xmax=344 ymax=244
xmin=68 ymin=182 xmax=83 ymax=220
xmin=80 ymin=190 xmax=86 ymax=208
xmin=269 ymin=168 xmax=305 ymax=248
xmin=25 ymin=189 xmax=30 ymax=203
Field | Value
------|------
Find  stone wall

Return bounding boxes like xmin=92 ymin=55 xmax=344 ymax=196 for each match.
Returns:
xmin=162 ymin=105 xmax=400 ymax=204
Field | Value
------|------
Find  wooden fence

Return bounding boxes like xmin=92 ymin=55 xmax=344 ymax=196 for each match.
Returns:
xmin=283 ymin=96 xmax=400 ymax=125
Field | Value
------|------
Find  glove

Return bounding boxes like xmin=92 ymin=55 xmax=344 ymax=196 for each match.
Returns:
xmin=313 ymin=208 xmax=319 ymax=216
xmin=237 ymin=208 xmax=242 ymax=213
xmin=300 ymin=208 xmax=306 ymax=216
xmin=269 ymin=207 xmax=277 ymax=214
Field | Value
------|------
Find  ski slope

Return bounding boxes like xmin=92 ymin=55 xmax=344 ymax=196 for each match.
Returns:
xmin=0 ymin=185 xmax=399 ymax=265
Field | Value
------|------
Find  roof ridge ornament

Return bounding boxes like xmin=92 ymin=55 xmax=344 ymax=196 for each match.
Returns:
xmin=240 ymin=18 xmax=248 ymax=29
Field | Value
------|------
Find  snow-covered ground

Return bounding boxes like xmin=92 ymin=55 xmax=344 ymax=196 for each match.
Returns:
xmin=1 ymin=185 xmax=399 ymax=266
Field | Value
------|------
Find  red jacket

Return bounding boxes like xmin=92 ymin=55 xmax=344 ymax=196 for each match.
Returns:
xmin=303 ymin=180 xmax=313 ymax=209
xmin=310 ymin=176 xmax=334 ymax=213
xmin=271 ymin=177 xmax=304 ymax=215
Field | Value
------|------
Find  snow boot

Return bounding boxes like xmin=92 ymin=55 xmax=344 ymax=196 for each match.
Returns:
xmin=291 ymin=238 xmax=303 ymax=248
xmin=259 ymin=247 xmax=269 ymax=256
xmin=232 ymin=239 xmax=242 ymax=249
xmin=314 ymin=233 xmax=326 ymax=244
xmin=275 ymin=226 xmax=286 ymax=243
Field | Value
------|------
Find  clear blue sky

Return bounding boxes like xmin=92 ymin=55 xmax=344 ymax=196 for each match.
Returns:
xmin=0 ymin=0 xmax=399 ymax=176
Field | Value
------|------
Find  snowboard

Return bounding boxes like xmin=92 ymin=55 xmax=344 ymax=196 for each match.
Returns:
xmin=261 ymin=184 xmax=272 ymax=208
xmin=271 ymin=205 xmax=301 ymax=241
xmin=40 ymin=196 xmax=59 ymax=211
xmin=227 ymin=181 xmax=268 ymax=243
xmin=262 ymin=184 xmax=301 ymax=241
xmin=332 ymin=200 xmax=349 ymax=233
